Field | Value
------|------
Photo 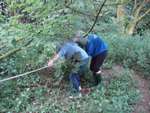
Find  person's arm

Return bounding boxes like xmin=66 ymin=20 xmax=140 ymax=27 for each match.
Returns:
xmin=48 ymin=53 xmax=60 ymax=67
xmin=48 ymin=44 xmax=67 ymax=67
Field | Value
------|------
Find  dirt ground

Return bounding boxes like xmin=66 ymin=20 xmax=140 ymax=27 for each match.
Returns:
xmin=132 ymin=72 xmax=150 ymax=113
xmin=40 ymin=65 xmax=150 ymax=113
xmin=102 ymin=65 xmax=150 ymax=113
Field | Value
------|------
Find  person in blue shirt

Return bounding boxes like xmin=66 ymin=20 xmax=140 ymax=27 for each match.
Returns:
xmin=74 ymin=32 xmax=108 ymax=86
xmin=48 ymin=41 xmax=89 ymax=96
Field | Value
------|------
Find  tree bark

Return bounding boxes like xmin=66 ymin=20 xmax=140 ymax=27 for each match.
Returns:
xmin=116 ymin=5 xmax=127 ymax=33
xmin=126 ymin=0 xmax=150 ymax=35
xmin=0 ymin=39 xmax=33 ymax=61
xmin=126 ymin=20 xmax=137 ymax=35
xmin=117 ymin=5 xmax=126 ymax=21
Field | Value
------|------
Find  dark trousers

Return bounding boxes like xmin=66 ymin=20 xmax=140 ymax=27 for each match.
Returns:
xmin=90 ymin=50 xmax=107 ymax=85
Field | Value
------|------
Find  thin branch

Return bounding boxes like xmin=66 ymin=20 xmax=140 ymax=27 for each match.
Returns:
xmin=137 ymin=8 xmax=150 ymax=22
xmin=65 ymin=0 xmax=96 ymax=18
xmin=83 ymin=0 xmax=107 ymax=37
xmin=134 ymin=0 xmax=145 ymax=17
xmin=132 ymin=0 xmax=137 ymax=13
xmin=67 ymin=5 xmax=107 ymax=19
xmin=134 ymin=0 xmax=137 ymax=6
xmin=104 ymin=2 xmax=129 ymax=6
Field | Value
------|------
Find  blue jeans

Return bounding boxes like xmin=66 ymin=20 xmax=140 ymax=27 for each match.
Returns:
xmin=69 ymin=73 xmax=80 ymax=91
xmin=69 ymin=58 xmax=89 ymax=91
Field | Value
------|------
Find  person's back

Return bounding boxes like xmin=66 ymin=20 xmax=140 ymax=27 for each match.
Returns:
xmin=73 ymin=32 xmax=108 ymax=86
xmin=58 ymin=41 xmax=89 ymax=61
xmin=86 ymin=34 xmax=108 ymax=57
xmin=48 ymin=41 xmax=89 ymax=95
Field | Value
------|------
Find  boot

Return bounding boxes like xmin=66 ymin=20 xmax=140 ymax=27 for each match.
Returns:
xmin=93 ymin=73 xmax=102 ymax=86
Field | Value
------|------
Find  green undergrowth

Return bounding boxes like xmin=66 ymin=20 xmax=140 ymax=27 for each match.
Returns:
xmin=0 ymin=67 xmax=140 ymax=113
xmin=0 ymin=22 xmax=146 ymax=113
xmin=0 ymin=0 xmax=149 ymax=112
xmin=101 ymin=31 xmax=150 ymax=77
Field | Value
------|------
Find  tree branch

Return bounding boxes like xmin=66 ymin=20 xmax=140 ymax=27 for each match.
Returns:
xmin=0 ymin=48 xmax=21 ymax=61
xmin=0 ymin=39 xmax=33 ymax=61
xmin=137 ymin=8 xmax=150 ymax=22
xmin=134 ymin=0 xmax=145 ymax=17
xmin=83 ymin=0 xmax=107 ymax=37
xmin=104 ymin=2 xmax=129 ymax=6
xmin=132 ymin=0 xmax=137 ymax=13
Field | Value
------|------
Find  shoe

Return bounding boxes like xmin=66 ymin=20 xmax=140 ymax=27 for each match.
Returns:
xmin=96 ymin=70 xmax=102 ymax=74
xmin=94 ymin=74 xmax=102 ymax=86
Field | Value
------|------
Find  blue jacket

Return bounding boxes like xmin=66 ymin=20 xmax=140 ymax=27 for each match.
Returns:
xmin=58 ymin=42 xmax=89 ymax=60
xmin=86 ymin=34 xmax=108 ymax=57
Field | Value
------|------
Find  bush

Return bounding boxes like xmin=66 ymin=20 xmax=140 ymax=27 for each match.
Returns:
xmin=103 ymin=32 xmax=150 ymax=77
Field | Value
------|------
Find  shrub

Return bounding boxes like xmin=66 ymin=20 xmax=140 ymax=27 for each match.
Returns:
xmin=103 ymin=32 xmax=150 ymax=77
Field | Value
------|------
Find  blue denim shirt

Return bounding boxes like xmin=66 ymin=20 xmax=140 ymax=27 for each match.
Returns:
xmin=58 ymin=41 xmax=89 ymax=61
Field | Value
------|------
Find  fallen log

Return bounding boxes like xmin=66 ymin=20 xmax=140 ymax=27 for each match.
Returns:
xmin=0 ymin=38 xmax=33 ymax=61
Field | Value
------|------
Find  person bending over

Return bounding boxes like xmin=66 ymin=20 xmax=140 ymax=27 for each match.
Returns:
xmin=48 ymin=41 xmax=89 ymax=95
xmin=74 ymin=32 xmax=108 ymax=86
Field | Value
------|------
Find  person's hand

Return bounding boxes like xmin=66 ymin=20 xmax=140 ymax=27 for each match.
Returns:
xmin=48 ymin=60 xmax=53 ymax=67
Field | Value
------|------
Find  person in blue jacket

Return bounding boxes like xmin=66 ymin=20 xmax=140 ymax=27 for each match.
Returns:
xmin=74 ymin=31 xmax=108 ymax=86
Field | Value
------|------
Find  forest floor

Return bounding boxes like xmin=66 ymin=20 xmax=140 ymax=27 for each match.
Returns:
xmin=102 ymin=65 xmax=150 ymax=113
xmin=33 ymin=65 xmax=150 ymax=113
xmin=132 ymin=72 xmax=150 ymax=113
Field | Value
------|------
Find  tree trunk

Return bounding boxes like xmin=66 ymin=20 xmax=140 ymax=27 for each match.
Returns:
xmin=117 ymin=5 xmax=126 ymax=33
xmin=117 ymin=5 xmax=126 ymax=21
xmin=126 ymin=21 xmax=137 ymax=35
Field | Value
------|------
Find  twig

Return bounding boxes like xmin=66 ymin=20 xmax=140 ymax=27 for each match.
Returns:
xmin=133 ymin=0 xmax=137 ymax=13
xmin=134 ymin=0 xmax=145 ymax=17
xmin=137 ymin=8 xmax=150 ymax=22
xmin=83 ymin=0 xmax=107 ymax=37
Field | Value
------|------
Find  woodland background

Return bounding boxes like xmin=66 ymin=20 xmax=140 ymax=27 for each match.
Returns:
xmin=0 ymin=0 xmax=150 ymax=112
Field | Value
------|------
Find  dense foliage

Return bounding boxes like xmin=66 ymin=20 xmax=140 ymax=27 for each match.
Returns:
xmin=0 ymin=68 xmax=140 ymax=113
xmin=0 ymin=0 xmax=149 ymax=112
xmin=104 ymin=32 xmax=150 ymax=76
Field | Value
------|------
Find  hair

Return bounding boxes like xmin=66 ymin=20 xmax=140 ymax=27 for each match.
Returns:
xmin=55 ymin=39 xmax=74 ymax=53
xmin=74 ymin=30 xmax=84 ymax=38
